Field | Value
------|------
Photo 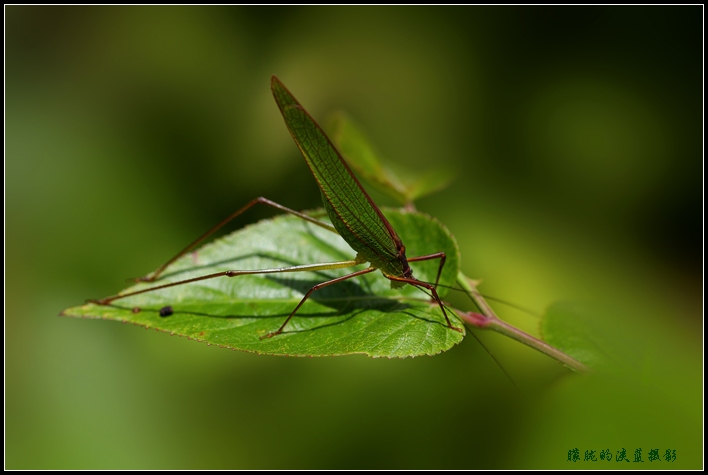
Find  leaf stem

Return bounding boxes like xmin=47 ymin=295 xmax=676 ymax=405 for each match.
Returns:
xmin=455 ymin=272 xmax=590 ymax=373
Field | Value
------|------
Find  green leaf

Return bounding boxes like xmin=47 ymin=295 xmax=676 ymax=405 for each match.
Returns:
xmin=329 ymin=112 xmax=387 ymax=179
xmin=329 ymin=113 xmax=454 ymax=205
xmin=405 ymin=168 xmax=457 ymax=203
xmin=62 ymin=209 xmax=464 ymax=358
xmin=540 ymin=301 xmax=639 ymax=372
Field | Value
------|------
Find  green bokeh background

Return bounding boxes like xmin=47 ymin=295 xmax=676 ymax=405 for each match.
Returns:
xmin=6 ymin=6 xmax=702 ymax=469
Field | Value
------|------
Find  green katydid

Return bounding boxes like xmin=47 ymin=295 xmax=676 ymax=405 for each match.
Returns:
xmin=93 ymin=76 xmax=463 ymax=339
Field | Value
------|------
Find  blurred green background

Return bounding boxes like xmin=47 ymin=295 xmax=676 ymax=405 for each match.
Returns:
xmin=6 ymin=6 xmax=702 ymax=469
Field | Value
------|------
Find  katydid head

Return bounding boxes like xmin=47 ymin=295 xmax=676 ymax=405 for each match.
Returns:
xmin=388 ymin=246 xmax=413 ymax=289
xmin=391 ymin=247 xmax=413 ymax=289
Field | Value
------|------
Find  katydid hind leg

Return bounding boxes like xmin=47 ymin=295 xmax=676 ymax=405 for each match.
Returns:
xmin=137 ymin=197 xmax=337 ymax=283
xmin=91 ymin=259 xmax=362 ymax=306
